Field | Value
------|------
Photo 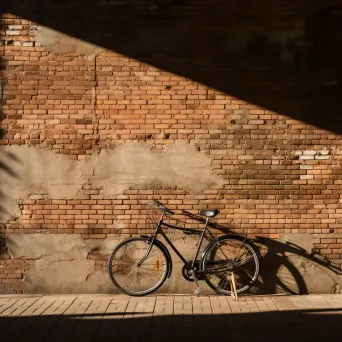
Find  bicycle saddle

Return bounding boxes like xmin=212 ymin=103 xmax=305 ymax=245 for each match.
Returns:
xmin=199 ymin=209 xmax=219 ymax=218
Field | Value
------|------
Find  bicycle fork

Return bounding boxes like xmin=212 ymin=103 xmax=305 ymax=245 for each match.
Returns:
xmin=137 ymin=236 xmax=155 ymax=267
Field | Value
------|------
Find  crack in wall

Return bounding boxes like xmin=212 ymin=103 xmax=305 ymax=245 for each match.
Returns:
xmin=46 ymin=259 xmax=75 ymax=269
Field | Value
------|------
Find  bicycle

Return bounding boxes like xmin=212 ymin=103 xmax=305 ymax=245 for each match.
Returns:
xmin=108 ymin=200 xmax=260 ymax=296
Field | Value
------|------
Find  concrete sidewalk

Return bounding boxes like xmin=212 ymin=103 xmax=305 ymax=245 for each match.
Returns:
xmin=0 ymin=294 xmax=341 ymax=341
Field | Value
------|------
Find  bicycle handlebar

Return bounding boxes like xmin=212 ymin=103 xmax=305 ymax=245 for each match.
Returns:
xmin=153 ymin=199 xmax=175 ymax=215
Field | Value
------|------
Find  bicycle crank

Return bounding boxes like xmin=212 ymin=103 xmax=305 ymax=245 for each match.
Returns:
xmin=181 ymin=261 xmax=204 ymax=282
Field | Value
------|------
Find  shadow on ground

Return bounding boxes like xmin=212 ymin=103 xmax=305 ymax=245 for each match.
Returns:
xmin=0 ymin=308 xmax=342 ymax=341
xmin=2 ymin=0 xmax=342 ymax=133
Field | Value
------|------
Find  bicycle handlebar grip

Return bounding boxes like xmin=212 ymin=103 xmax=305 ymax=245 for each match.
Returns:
xmin=153 ymin=199 xmax=175 ymax=215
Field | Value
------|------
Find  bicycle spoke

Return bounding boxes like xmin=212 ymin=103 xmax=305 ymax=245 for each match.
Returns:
xmin=203 ymin=237 xmax=259 ymax=294
xmin=205 ymin=264 xmax=229 ymax=274
xmin=112 ymin=266 xmax=133 ymax=274
xmin=112 ymin=260 xmax=136 ymax=269
xmin=109 ymin=237 xmax=168 ymax=295
xmin=235 ymin=254 xmax=255 ymax=267
xmin=233 ymin=244 xmax=243 ymax=260
xmin=119 ymin=266 xmax=138 ymax=289
xmin=216 ymin=271 xmax=230 ymax=291
xmin=241 ymin=267 xmax=254 ymax=280
xmin=138 ymin=267 xmax=165 ymax=278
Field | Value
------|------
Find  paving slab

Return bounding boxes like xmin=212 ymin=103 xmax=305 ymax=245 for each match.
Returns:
xmin=0 ymin=294 xmax=341 ymax=341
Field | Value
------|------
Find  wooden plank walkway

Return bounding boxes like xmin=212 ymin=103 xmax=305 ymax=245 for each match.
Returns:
xmin=0 ymin=294 xmax=341 ymax=341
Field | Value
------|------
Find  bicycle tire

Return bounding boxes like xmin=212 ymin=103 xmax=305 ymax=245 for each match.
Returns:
xmin=108 ymin=236 xmax=170 ymax=296
xmin=201 ymin=235 xmax=260 ymax=295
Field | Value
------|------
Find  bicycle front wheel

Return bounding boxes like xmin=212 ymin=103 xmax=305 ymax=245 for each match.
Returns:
xmin=108 ymin=237 xmax=169 ymax=296
xmin=201 ymin=236 xmax=260 ymax=295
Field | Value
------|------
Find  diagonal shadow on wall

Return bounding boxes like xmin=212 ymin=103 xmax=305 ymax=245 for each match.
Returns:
xmin=2 ymin=0 xmax=342 ymax=133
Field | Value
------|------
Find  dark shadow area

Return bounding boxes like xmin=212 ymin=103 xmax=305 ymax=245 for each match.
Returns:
xmin=2 ymin=0 xmax=342 ymax=132
xmin=0 ymin=308 xmax=342 ymax=341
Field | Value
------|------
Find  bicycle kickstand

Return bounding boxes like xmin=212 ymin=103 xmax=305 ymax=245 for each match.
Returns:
xmin=191 ymin=270 xmax=202 ymax=296
xmin=231 ymin=272 xmax=238 ymax=301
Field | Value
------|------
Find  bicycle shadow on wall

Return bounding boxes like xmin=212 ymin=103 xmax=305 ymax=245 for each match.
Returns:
xmin=3 ymin=0 xmax=342 ymax=133
xmin=252 ymin=237 xmax=342 ymax=295
xmin=180 ymin=210 xmax=342 ymax=295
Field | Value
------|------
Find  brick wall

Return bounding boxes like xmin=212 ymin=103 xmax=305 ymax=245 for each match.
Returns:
xmin=1 ymin=1 xmax=342 ymax=293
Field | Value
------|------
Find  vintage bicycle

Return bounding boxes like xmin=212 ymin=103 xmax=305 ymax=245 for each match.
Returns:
xmin=108 ymin=200 xmax=260 ymax=297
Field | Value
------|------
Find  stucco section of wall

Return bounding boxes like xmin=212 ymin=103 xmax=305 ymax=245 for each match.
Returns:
xmin=255 ymin=234 xmax=341 ymax=295
xmin=91 ymin=143 xmax=224 ymax=197
xmin=6 ymin=233 xmax=341 ymax=294
xmin=7 ymin=234 xmax=120 ymax=293
xmin=35 ymin=26 xmax=101 ymax=60
xmin=0 ymin=143 xmax=223 ymax=221
xmin=6 ymin=233 xmax=211 ymax=294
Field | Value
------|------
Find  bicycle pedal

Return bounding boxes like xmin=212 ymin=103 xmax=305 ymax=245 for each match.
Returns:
xmin=194 ymin=287 xmax=201 ymax=296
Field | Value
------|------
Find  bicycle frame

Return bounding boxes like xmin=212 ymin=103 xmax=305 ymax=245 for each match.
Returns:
xmin=109 ymin=201 xmax=261 ymax=297
xmin=138 ymin=212 xmax=217 ymax=270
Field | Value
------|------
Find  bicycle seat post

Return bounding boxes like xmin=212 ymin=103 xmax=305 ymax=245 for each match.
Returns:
xmin=190 ymin=217 xmax=210 ymax=297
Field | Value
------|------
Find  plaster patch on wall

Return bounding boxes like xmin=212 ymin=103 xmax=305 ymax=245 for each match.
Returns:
xmin=6 ymin=233 xmax=206 ymax=294
xmin=0 ymin=146 xmax=90 ymax=221
xmin=7 ymin=234 xmax=121 ymax=293
xmin=35 ymin=26 xmax=102 ymax=60
xmin=0 ymin=143 xmax=224 ymax=221
xmin=91 ymin=143 xmax=224 ymax=197
xmin=254 ymin=234 xmax=340 ymax=295
xmin=278 ymin=233 xmax=313 ymax=254
xmin=276 ymin=254 xmax=339 ymax=294
xmin=6 ymin=233 xmax=340 ymax=295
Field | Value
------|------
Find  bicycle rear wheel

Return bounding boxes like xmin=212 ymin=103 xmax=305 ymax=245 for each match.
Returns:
xmin=108 ymin=237 xmax=169 ymax=296
xmin=201 ymin=236 xmax=260 ymax=295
